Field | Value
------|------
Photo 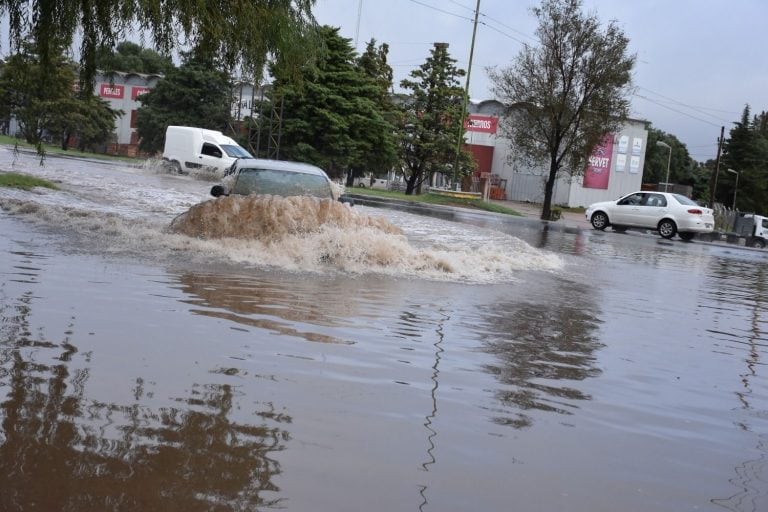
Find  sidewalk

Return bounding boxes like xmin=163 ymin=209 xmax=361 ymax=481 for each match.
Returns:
xmin=491 ymin=200 xmax=591 ymax=231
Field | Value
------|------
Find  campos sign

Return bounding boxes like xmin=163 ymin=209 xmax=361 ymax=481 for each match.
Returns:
xmin=583 ymin=135 xmax=614 ymax=190
xmin=464 ymin=115 xmax=498 ymax=134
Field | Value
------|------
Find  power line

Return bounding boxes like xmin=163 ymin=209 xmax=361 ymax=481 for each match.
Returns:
xmin=407 ymin=0 xmax=475 ymax=23
xmin=634 ymin=94 xmax=723 ymax=128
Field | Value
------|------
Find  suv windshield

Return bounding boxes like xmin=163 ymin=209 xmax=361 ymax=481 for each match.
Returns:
xmin=232 ymin=168 xmax=332 ymax=199
xmin=221 ymin=144 xmax=253 ymax=158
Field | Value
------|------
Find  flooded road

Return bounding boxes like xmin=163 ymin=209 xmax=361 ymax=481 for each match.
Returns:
xmin=1 ymin=149 xmax=766 ymax=511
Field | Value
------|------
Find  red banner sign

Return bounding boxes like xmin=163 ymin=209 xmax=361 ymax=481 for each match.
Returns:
xmin=583 ymin=135 xmax=614 ymax=189
xmin=464 ymin=115 xmax=498 ymax=134
xmin=99 ymin=83 xmax=124 ymax=99
xmin=131 ymin=87 xmax=151 ymax=100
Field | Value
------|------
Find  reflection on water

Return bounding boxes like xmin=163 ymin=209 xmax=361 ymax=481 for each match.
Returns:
xmin=705 ymin=259 xmax=768 ymax=511
xmin=474 ymin=279 xmax=602 ymax=429
xmin=0 ymin=274 xmax=289 ymax=510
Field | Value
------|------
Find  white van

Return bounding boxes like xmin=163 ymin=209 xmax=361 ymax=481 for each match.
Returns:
xmin=162 ymin=126 xmax=252 ymax=174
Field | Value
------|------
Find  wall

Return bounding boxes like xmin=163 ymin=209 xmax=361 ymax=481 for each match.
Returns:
xmin=465 ymin=99 xmax=648 ymax=206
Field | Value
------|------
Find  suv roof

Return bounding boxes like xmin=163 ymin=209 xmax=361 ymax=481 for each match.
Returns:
xmin=232 ymin=158 xmax=328 ymax=177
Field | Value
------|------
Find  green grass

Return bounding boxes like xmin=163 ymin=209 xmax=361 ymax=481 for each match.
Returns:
xmin=0 ymin=171 xmax=58 ymax=190
xmin=345 ymin=186 xmax=524 ymax=216
xmin=0 ymin=135 xmax=139 ymax=163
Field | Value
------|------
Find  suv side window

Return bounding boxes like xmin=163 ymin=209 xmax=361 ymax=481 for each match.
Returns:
xmin=201 ymin=143 xmax=223 ymax=158
xmin=618 ymin=193 xmax=644 ymax=206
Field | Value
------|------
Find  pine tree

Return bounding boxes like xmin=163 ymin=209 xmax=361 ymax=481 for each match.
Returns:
xmin=399 ymin=42 xmax=470 ymax=195
xmin=267 ymin=26 xmax=397 ymax=180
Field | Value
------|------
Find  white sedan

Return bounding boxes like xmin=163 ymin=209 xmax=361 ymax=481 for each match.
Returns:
xmin=585 ymin=191 xmax=715 ymax=240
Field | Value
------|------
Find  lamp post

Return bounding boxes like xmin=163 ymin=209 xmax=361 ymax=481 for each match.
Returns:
xmin=656 ymin=141 xmax=672 ymax=192
xmin=725 ymin=168 xmax=739 ymax=210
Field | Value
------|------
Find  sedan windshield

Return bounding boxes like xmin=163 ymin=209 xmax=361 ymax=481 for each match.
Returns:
xmin=232 ymin=168 xmax=332 ymax=199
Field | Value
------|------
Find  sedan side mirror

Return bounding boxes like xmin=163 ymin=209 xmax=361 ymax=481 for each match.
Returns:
xmin=210 ymin=185 xmax=228 ymax=197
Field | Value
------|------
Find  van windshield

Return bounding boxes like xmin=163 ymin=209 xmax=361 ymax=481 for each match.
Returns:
xmin=221 ymin=144 xmax=253 ymax=158
xmin=232 ymin=168 xmax=332 ymax=199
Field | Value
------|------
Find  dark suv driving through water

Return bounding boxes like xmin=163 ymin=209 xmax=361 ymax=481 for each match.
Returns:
xmin=210 ymin=158 xmax=354 ymax=204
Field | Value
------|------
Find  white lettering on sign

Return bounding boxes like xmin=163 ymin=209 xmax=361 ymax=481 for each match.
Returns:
xmin=588 ymin=156 xmax=610 ymax=168
xmin=464 ymin=115 xmax=498 ymax=134
xmin=100 ymin=83 xmax=124 ymax=98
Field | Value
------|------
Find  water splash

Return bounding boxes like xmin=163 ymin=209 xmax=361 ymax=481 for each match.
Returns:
xmin=169 ymin=195 xmax=399 ymax=240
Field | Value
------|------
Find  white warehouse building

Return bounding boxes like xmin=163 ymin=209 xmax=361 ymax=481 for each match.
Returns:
xmin=464 ymin=99 xmax=649 ymax=207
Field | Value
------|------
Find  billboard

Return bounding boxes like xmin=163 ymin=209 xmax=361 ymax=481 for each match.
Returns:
xmin=583 ymin=135 xmax=614 ymax=189
xmin=131 ymin=86 xmax=152 ymax=100
xmin=464 ymin=114 xmax=498 ymax=134
xmin=99 ymin=83 xmax=124 ymax=99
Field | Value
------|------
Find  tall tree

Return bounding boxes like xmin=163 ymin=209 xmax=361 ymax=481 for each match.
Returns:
xmin=266 ymin=26 xmax=397 ymax=180
xmin=720 ymin=105 xmax=768 ymax=213
xmin=356 ymin=38 xmax=397 ymax=178
xmin=399 ymin=42 xmax=470 ymax=195
xmin=0 ymin=0 xmax=318 ymax=89
xmin=95 ymin=41 xmax=174 ymax=75
xmin=488 ymin=0 xmax=635 ymax=220
xmin=135 ymin=60 xmax=231 ymax=153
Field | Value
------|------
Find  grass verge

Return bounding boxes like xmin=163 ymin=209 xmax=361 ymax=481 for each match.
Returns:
xmin=0 ymin=171 xmax=58 ymax=190
xmin=345 ymin=186 xmax=523 ymax=216
xmin=0 ymin=135 xmax=139 ymax=163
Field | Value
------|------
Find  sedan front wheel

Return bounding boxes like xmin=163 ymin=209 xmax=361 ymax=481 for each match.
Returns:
xmin=591 ymin=211 xmax=609 ymax=230
xmin=658 ymin=219 xmax=677 ymax=239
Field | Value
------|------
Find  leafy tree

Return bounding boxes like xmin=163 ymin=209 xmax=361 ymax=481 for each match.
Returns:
xmin=0 ymin=43 xmax=75 ymax=144
xmin=135 ymin=61 xmax=231 ymax=153
xmin=266 ymin=26 xmax=397 ymax=180
xmin=488 ymin=0 xmax=635 ymax=220
xmin=95 ymin=41 xmax=174 ymax=75
xmin=0 ymin=0 xmax=318 ymax=89
xmin=399 ymin=42 xmax=471 ymax=195
xmin=643 ymin=127 xmax=697 ymax=188
xmin=46 ymin=96 xmax=122 ymax=151
xmin=0 ymin=43 xmax=121 ymax=149
xmin=720 ymin=105 xmax=768 ymax=213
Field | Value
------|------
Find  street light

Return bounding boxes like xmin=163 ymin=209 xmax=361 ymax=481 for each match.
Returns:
xmin=656 ymin=141 xmax=672 ymax=192
xmin=725 ymin=168 xmax=739 ymax=210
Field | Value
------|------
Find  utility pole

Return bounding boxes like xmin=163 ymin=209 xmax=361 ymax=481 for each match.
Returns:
xmin=710 ymin=125 xmax=725 ymax=206
xmin=355 ymin=0 xmax=363 ymax=49
xmin=452 ymin=0 xmax=481 ymax=189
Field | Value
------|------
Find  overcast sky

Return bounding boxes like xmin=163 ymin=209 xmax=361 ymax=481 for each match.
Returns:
xmin=314 ymin=0 xmax=767 ymax=162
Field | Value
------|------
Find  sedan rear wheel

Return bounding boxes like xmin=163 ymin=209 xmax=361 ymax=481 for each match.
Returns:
xmin=658 ymin=219 xmax=677 ymax=239
xmin=591 ymin=211 xmax=609 ymax=230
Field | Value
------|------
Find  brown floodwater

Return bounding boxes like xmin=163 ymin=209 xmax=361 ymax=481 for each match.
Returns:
xmin=0 ymin=152 xmax=767 ymax=511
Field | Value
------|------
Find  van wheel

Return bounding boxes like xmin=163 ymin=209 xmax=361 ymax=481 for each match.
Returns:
xmin=169 ymin=160 xmax=182 ymax=174
xmin=658 ymin=219 xmax=677 ymax=239
xmin=754 ymin=238 xmax=766 ymax=249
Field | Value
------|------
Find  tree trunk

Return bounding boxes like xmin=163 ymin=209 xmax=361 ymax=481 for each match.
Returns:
xmin=540 ymin=156 xmax=558 ymax=220
xmin=61 ymin=131 xmax=70 ymax=151
xmin=405 ymin=172 xmax=419 ymax=195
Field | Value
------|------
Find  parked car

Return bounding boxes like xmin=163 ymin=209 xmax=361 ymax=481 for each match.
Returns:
xmin=210 ymin=158 xmax=354 ymax=205
xmin=585 ymin=191 xmax=714 ymax=240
